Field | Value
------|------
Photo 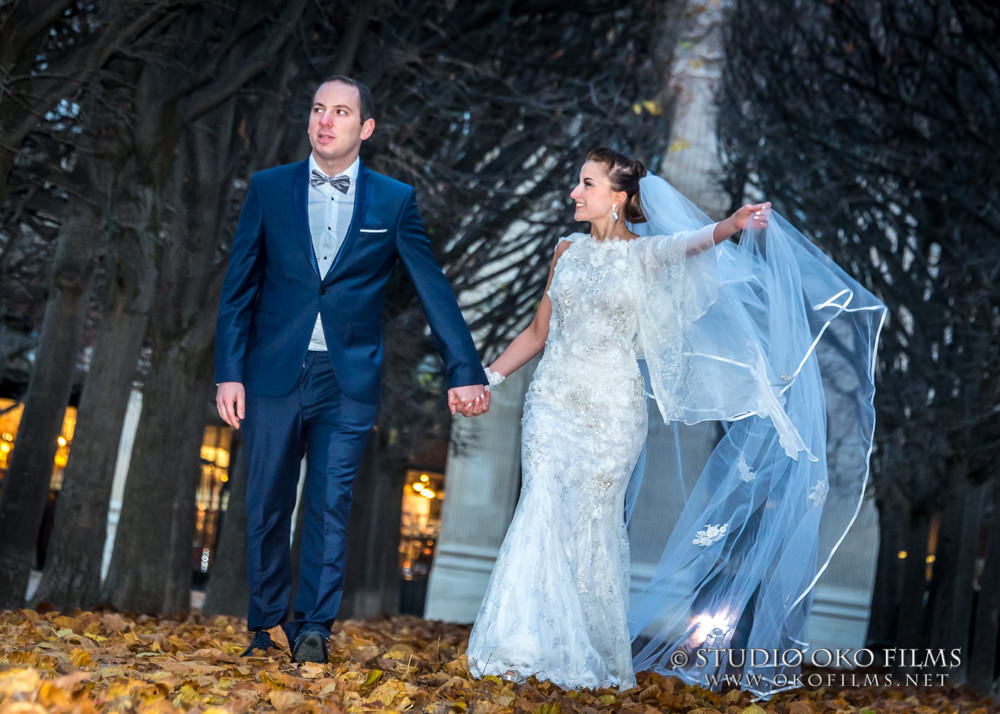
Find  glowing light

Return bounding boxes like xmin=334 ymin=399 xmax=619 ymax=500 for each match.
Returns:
xmin=926 ymin=554 xmax=936 ymax=564
xmin=0 ymin=443 xmax=8 ymax=453
xmin=422 ymin=489 xmax=436 ymax=499
xmin=57 ymin=436 xmax=67 ymax=446
xmin=897 ymin=550 xmax=908 ymax=559
xmin=420 ymin=474 xmax=429 ymax=482
xmin=687 ymin=609 xmax=736 ymax=647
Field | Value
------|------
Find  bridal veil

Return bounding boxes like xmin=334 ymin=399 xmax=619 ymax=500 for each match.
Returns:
xmin=623 ymin=175 xmax=886 ymax=696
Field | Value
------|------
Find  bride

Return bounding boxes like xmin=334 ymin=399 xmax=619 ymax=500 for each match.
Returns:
xmin=465 ymin=148 xmax=884 ymax=696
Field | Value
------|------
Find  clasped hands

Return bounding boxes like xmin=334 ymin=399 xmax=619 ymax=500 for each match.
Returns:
xmin=448 ymin=384 xmax=490 ymax=417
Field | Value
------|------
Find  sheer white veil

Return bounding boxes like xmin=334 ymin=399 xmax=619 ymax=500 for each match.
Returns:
xmin=623 ymin=174 xmax=886 ymax=697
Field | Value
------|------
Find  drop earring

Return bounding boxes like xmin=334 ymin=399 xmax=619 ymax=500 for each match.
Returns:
xmin=612 ymin=205 xmax=619 ymax=222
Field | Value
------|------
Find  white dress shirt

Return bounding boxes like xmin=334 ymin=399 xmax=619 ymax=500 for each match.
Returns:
xmin=307 ymin=155 xmax=358 ymax=351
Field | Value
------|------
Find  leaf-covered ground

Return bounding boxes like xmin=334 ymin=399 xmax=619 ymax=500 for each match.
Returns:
xmin=0 ymin=609 xmax=994 ymax=713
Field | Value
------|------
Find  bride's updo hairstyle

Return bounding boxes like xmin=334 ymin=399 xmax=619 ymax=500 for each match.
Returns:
xmin=585 ymin=147 xmax=648 ymax=223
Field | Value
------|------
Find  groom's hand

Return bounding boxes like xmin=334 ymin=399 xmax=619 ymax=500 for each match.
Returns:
xmin=216 ymin=381 xmax=246 ymax=429
xmin=448 ymin=384 xmax=490 ymax=417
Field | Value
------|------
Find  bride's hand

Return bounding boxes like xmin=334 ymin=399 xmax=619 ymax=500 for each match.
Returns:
xmin=731 ymin=201 xmax=771 ymax=231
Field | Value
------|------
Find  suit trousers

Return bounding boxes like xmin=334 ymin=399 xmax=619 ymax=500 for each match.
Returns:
xmin=242 ymin=351 xmax=377 ymax=639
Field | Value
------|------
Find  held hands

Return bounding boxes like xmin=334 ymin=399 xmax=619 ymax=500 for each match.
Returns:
xmin=448 ymin=384 xmax=490 ymax=417
xmin=216 ymin=381 xmax=246 ymax=429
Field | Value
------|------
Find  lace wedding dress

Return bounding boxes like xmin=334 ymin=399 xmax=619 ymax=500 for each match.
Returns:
xmin=466 ymin=232 xmax=658 ymax=690
xmin=466 ymin=175 xmax=885 ymax=697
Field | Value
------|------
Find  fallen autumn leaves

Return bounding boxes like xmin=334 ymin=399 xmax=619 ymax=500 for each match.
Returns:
xmin=0 ymin=609 xmax=994 ymax=712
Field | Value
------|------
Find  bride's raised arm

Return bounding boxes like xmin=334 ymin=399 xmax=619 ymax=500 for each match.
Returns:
xmin=667 ymin=201 xmax=772 ymax=259
xmin=485 ymin=238 xmax=572 ymax=382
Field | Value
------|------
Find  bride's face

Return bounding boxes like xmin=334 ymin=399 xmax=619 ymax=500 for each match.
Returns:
xmin=570 ymin=161 xmax=622 ymax=223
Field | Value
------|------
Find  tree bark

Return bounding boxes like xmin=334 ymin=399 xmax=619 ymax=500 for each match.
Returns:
xmin=202 ymin=434 xmax=249 ymax=617
xmin=32 ymin=234 xmax=155 ymax=610
xmin=895 ymin=516 xmax=932 ymax=651
xmin=867 ymin=491 xmax=904 ymax=648
xmin=927 ymin=477 xmax=983 ymax=682
xmin=0 ymin=198 xmax=98 ymax=608
xmin=102 ymin=340 xmax=214 ymax=613
xmin=103 ymin=91 xmax=236 ymax=613
xmin=968 ymin=482 xmax=1000 ymax=693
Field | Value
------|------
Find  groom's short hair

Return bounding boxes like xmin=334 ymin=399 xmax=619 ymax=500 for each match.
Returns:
xmin=318 ymin=75 xmax=374 ymax=124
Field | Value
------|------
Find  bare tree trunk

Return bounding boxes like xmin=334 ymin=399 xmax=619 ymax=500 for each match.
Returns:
xmin=103 ymin=97 xmax=233 ymax=614
xmin=0 ymin=199 xmax=98 ymax=608
xmin=103 ymin=340 xmax=213 ymax=613
xmin=969 ymin=482 xmax=1000 ymax=693
xmin=867 ymin=492 xmax=904 ymax=648
xmin=32 ymin=231 xmax=155 ymax=610
xmin=202 ymin=434 xmax=248 ymax=617
xmin=895 ymin=516 xmax=932 ymax=651
xmin=927 ymin=478 xmax=983 ymax=683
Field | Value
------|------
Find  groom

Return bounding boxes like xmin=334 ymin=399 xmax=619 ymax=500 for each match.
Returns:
xmin=214 ymin=75 xmax=488 ymax=663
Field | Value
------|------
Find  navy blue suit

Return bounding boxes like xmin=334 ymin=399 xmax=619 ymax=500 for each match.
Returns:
xmin=215 ymin=159 xmax=484 ymax=637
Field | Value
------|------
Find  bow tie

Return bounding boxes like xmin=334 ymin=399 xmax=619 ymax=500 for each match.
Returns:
xmin=310 ymin=169 xmax=350 ymax=193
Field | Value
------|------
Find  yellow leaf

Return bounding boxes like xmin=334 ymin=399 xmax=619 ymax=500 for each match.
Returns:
xmin=1 ymin=703 xmax=47 ymax=714
xmin=669 ymin=139 xmax=692 ymax=153
xmin=362 ymin=669 xmax=383 ymax=687
xmin=0 ymin=668 xmax=40 ymax=697
xmin=742 ymin=705 xmax=768 ymax=714
xmin=53 ymin=615 xmax=79 ymax=631
xmin=384 ymin=643 xmax=416 ymax=660
xmin=599 ymin=693 xmax=618 ymax=705
xmin=366 ymin=680 xmax=407 ymax=706
xmin=6 ymin=652 xmax=39 ymax=666
xmin=37 ymin=682 xmax=72 ymax=708
xmin=171 ymin=683 xmax=202 ymax=708
xmin=642 ymin=100 xmax=663 ymax=115
xmin=258 ymin=670 xmax=287 ymax=689
xmin=69 ymin=648 xmax=94 ymax=668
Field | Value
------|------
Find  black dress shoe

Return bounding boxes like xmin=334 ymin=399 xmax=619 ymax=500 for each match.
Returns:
xmin=241 ymin=630 xmax=275 ymax=657
xmin=292 ymin=629 xmax=328 ymax=663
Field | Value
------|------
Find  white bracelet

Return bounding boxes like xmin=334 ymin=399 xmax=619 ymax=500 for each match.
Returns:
xmin=484 ymin=366 xmax=505 ymax=388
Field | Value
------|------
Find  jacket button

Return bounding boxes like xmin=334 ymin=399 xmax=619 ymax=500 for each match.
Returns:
xmin=319 ymin=286 xmax=326 ymax=295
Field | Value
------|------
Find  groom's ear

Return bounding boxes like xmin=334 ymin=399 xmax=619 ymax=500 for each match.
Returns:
xmin=361 ymin=118 xmax=375 ymax=141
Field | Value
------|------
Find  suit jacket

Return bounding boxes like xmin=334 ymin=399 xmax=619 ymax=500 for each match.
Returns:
xmin=214 ymin=159 xmax=485 ymax=403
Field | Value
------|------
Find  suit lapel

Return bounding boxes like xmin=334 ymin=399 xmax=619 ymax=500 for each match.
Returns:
xmin=292 ymin=160 xmax=320 ymax=277
xmin=324 ymin=161 xmax=369 ymax=282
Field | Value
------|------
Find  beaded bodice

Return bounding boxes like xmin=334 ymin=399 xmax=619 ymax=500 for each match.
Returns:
xmin=544 ymin=234 xmax=640 ymax=368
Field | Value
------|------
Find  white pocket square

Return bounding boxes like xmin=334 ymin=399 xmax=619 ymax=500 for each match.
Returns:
xmin=360 ymin=227 xmax=388 ymax=233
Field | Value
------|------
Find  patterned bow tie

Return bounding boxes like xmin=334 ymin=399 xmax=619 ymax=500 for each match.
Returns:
xmin=310 ymin=170 xmax=350 ymax=193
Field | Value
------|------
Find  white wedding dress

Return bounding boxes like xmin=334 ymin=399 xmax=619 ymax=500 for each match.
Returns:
xmin=466 ymin=232 xmax=658 ymax=690
xmin=465 ymin=175 xmax=885 ymax=697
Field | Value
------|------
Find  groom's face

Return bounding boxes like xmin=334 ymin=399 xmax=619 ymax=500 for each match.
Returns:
xmin=308 ymin=81 xmax=375 ymax=171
